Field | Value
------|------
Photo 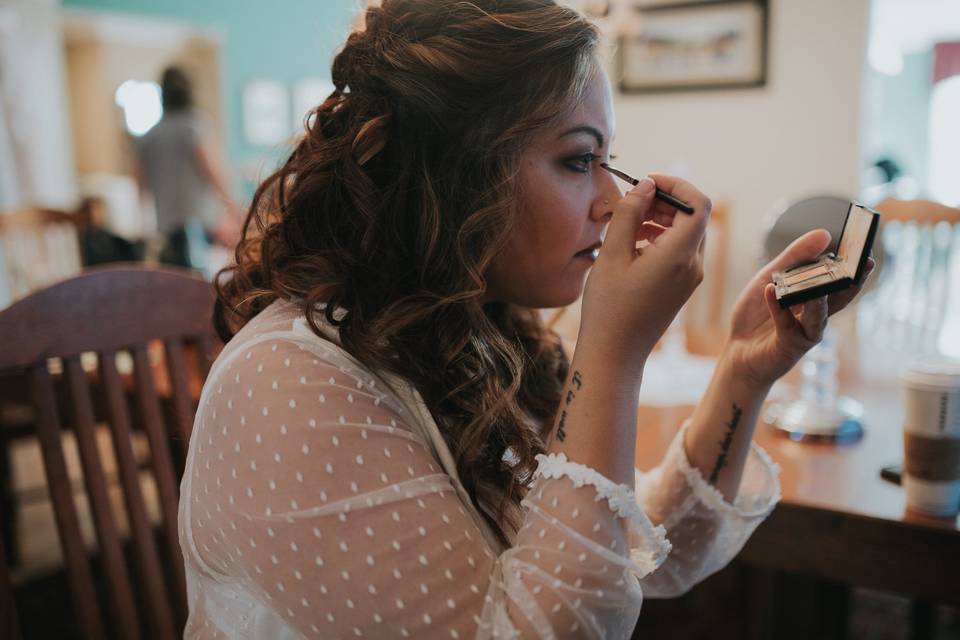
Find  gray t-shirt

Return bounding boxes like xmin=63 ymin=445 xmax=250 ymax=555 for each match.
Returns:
xmin=137 ymin=112 xmax=219 ymax=234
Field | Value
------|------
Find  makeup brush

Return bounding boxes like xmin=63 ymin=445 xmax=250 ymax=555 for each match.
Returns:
xmin=600 ymin=163 xmax=695 ymax=215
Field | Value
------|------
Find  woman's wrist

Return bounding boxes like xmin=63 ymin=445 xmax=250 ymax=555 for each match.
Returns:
xmin=573 ymin=324 xmax=649 ymax=382
xmin=718 ymin=340 xmax=778 ymax=396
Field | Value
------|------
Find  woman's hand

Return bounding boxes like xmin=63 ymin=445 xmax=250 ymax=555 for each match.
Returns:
xmin=579 ymin=174 xmax=712 ymax=370
xmin=722 ymin=228 xmax=876 ymax=389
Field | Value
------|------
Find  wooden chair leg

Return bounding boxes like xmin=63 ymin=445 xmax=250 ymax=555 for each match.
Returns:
xmin=740 ymin=565 xmax=777 ymax=639
xmin=0 ymin=436 xmax=18 ymax=568
xmin=0 ymin=510 xmax=22 ymax=640
xmin=816 ymin=580 xmax=851 ymax=640
xmin=910 ymin=599 xmax=937 ymax=640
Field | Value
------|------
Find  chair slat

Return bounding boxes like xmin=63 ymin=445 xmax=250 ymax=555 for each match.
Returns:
xmin=64 ymin=356 xmax=141 ymax=640
xmin=30 ymin=362 xmax=106 ymax=640
xmin=100 ymin=349 xmax=177 ymax=640
xmin=163 ymin=337 xmax=194 ymax=476
xmin=131 ymin=345 xmax=188 ymax=627
xmin=0 ymin=267 xmax=218 ymax=636
xmin=196 ymin=335 xmax=216 ymax=381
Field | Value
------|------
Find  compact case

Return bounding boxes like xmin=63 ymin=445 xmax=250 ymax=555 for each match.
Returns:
xmin=772 ymin=201 xmax=880 ymax=308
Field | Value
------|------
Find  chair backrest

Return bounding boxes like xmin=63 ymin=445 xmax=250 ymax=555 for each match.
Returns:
xmin=683 ymin=201 xmax=729 ymax=356
xmin=860 ymin=198 xmax=960 ymax=357
xmin=874 ymin=198 xmax=960 ymax=225
xmin=0 ymin=208 xmax=83 ymax=307
xmin=0 ymin=265 xmax=219 ymax=640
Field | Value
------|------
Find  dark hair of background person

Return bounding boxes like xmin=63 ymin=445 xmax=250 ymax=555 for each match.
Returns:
xmin=873 ymin=156 xmax=902 ymax=184
xmin=161 ymin=66 xmax=193 ymax=112
xmin=214 ymin=0 xmax=599 ymax=547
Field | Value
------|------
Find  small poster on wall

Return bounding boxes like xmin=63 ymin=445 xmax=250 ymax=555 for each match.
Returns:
xmin=293 ymin=78 xmax=335 ymax=128
xmin=619 ymin=1 xmax=768 ymax=93
xmin=242 ymin=80 xmax=290 ymax=146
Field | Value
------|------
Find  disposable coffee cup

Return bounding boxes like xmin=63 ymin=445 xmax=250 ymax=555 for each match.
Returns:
xmin=900 ymin=359 xmax=960 ymax=517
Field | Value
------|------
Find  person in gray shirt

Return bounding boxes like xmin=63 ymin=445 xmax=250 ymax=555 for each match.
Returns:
xmin=135 ymin=66 xmax=238 ymax=271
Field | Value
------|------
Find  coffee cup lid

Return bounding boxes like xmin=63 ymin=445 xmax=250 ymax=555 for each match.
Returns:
xmin=901 ymin=358 xmax=960 ymax=390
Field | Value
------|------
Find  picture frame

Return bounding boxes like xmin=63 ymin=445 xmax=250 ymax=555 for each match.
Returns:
xmin=618 ymin=0 xmax=769 ymax=93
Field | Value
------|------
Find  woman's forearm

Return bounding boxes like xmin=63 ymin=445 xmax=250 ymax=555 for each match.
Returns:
xmin=683 ymin=352 xmax=773 ymax=501
xmin=545 ymin=335 xmax=645 ymax=488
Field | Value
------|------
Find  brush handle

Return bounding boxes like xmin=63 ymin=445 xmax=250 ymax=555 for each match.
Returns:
xmin=654 ymin=189 xmax=695 ymax=215
xmin=599 ymin=162 xmax=695 ymax=214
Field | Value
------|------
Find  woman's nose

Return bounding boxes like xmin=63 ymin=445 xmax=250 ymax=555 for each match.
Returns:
xmin=590 ymin=172 xmax=621 ymax=221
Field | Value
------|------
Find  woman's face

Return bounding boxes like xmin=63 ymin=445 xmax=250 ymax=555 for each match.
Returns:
xmin=486 ymin=68 xmax=621 ymax=309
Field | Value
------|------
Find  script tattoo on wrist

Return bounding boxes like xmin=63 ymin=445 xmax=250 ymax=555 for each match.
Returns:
xmin=556 ymin=370 xmax=583 ymax=443
xmin=708 ymin=403 xmax=743 ymax=484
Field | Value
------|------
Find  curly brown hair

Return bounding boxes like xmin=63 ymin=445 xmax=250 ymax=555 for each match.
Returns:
xmin=215 ymin=0 xmax=599 ymax=547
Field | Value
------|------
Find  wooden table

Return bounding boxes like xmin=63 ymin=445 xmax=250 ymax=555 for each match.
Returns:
xmin=634 ymin=372 xmax=960 ymax=605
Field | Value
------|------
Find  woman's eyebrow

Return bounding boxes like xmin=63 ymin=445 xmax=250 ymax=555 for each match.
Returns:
xmin=558 ymin=125 xmax=604 ymax=148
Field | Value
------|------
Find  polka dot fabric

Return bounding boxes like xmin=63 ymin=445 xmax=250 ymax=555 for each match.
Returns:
xmin=178 ymin=301 xmax=781 ymax=638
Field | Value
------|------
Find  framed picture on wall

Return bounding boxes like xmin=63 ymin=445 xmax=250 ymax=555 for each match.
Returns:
xmin=619 ymin=0 xmax=768 ymax=93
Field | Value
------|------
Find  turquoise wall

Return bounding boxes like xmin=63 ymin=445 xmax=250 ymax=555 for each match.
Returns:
xmin=62 ymin=0 xmax=359 ymax=197
xmin=862 ymin=50 xmax=934 ymax=186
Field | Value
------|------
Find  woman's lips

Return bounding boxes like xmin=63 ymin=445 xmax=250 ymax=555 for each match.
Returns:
xmin=574 ymin=241 xmax=602 ymax=259
xmin=574 ymin=242 xmax=603 ymax=259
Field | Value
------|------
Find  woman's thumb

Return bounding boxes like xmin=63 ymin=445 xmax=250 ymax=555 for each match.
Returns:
xmin=603 ymin=177 xmax=656 ymax=259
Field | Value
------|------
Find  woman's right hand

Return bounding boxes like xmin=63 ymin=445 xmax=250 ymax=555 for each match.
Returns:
xmin=578 ymin=174 xmax=711 ymax=370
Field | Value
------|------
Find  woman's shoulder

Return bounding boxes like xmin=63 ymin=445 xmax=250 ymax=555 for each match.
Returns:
xmin=218 ymin=298 xmax=341 ymax=363
xmin=206 ymin=299 xmax=409 ymax=420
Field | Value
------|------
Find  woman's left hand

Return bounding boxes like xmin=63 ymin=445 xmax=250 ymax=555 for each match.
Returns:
xmin=722 ymin=228 xmax=875 ymax=389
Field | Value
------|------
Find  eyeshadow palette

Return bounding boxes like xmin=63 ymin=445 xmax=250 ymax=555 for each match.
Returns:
xmin=772 ymin=201 xmax=880 ymax=308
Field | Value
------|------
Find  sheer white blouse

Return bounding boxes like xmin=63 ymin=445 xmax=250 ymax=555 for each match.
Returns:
xmin=178 ymin=300 xmax=781 ymax=639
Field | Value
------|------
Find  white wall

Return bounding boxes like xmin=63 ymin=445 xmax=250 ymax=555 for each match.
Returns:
xmin=0 ymin=0 xmax=77 ymax=209
xmin=610 ymin=0 xmax=870 ymax=318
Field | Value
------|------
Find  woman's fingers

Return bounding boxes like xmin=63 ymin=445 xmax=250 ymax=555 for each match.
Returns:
xmin=827 ymin=258 xmax=876 ymax=316
xmin=603 ymin=178 xmax=658 ymax=260
xmin=644 ymin=175 xmax=711 ymax=255
xmin=637 ymin=221 xmax=666 ymax=243
xmin=764 ymin=284 xmax=828 ymax=345
xmin=797 ymin=296 xmax=829 ymax=342
xmin=755 ymin=229 xmax=833 ymax=286
xmin=764 ymin=284 xmax=799 ymax=339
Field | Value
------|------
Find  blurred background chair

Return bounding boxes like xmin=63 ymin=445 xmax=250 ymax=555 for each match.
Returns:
xmin=683 ymin=200 xmax=730 ymax=357
xmin=0 ymin=265 xmax=218 ymax=639
xmin=0 ymin=207 xmax=83 ymax=307
xmin=857 ymin=198 xmax=960 ymax=362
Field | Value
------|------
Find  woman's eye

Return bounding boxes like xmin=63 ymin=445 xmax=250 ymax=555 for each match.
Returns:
xmin=566 ymin=152 xmax=599 ymax=173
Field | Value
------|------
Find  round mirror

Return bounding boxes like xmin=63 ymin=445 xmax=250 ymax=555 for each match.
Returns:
xmin=761 ymin=195 xmax=884 ymax=293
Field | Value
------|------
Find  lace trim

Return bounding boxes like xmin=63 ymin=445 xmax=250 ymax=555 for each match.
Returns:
xmin=670 ymin=419 xmax=782 ymax=519
xmin=533 ymin=452 xmax=672 ymax=574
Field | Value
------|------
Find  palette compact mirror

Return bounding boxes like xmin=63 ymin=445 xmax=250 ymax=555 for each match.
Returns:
xmin=772 ymin=201 xmax=880 ymax=308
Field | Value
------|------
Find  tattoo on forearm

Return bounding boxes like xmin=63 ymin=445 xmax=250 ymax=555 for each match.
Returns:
xmin=556 ymin=370 xmax=583 ymax=443
xmin=709 ymin=403 xmax=743 ymax=484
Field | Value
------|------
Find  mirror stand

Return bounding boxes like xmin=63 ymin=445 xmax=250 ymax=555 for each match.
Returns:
xmin=763 ymin=325 xmax=864 ymax=442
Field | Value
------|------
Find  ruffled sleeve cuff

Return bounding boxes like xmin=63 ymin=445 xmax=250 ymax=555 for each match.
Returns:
xmin=534 ymin=452 xmax=672 ymax=576
xmin=665 ymin=419 xmax=781 ymax=519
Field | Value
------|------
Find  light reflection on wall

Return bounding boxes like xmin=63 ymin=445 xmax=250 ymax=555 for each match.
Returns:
xmin=114 ymin=79 xmax=162 ymax=136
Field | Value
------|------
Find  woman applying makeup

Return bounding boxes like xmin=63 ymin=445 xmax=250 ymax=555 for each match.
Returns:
xmin=177 ymin=1 xmax=874 ymax=637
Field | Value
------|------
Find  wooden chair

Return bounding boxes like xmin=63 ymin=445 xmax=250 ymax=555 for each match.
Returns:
xmin=683 ymin=201 xmax=729 ymax=357
xmin=874 ymin=198 xmax=960 ymax=225
xmin=858 ymin=198 xmax=960 ymax=358
xmin=0 ymin=208 xmax=83 ymax=307
xmin=0 ymin=265 xmax=218 ymax=639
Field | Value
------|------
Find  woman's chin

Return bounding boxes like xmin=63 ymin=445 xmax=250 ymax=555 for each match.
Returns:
xmin=515 ymin=281 xmax=585 ymax=309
